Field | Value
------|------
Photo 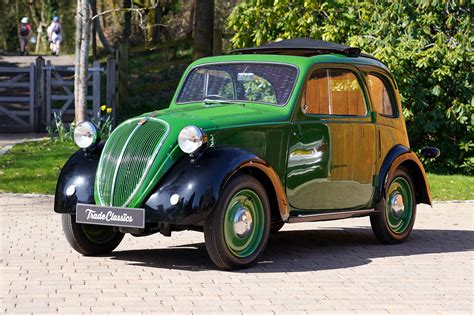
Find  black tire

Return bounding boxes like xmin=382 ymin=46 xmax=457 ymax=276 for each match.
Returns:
xmin=370 ymin=167 xmax=417 ymax=244
xmin=270 ymin=221 xmax=285 ymax=233
xmin=62 ymin=214 xmax=124 ymax=255
xmin=204 ymin=174 xmax=271 ymax=270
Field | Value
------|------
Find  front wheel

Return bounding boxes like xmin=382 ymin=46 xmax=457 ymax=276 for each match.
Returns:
xmin=204 ymin=174 xmax=271 ymax=270
xmin=370 ymin=167 xmax=417 ymax=244
xmin=61 ymin=214 xmax=124 ymax=255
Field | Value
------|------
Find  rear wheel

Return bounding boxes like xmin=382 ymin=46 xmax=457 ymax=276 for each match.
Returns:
xmin=204 ymin=174 xmax=271 ymax=270
xmin=62 ymin=214 xmax=124 ymax=255
xmin=370 ymin=167 xmax=416 ymax=244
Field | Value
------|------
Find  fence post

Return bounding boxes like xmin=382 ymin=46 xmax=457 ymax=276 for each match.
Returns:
xmin=106 ymin=56 xmax=116 ymax=127
xmin=28 ymin=63 xmax=35 ymax=132
xmin=45 ymin=60 xmax=52 ymax=127
xmin=34 ymin=56 xmax=45 ymax=132
xmin=92 ymin=60 xmax=101 ymax=119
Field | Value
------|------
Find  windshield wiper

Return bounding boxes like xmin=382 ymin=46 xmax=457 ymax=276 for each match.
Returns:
xmin=202 ymin=98 xmax=245 ymax=106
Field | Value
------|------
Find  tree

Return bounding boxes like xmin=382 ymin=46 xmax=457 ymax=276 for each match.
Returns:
xmin=193 ymin=0 xmax=214 ymax=59
xmin=228 ymin=0 xmax=473 ymax=174
xmin=74 ymin=0 xmax=91 ymax=123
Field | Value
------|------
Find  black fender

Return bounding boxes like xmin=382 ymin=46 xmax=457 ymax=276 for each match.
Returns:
xmin=144 ymin=146 xmax=288 ymax=225
xmin=375 ymin=145 xmax=432 ymax=206
xmin=54 ymin=144 xmax=104 ymax=213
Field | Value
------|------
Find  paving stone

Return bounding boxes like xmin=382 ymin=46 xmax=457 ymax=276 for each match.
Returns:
xmin=0 ymin=194 xmax=472 ymax=313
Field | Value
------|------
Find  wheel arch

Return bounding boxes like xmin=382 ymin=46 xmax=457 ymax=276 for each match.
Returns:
xmin=144 ymin=146 xmax=289 ymax=224
xmin=230 ymin=164 xmax=289 ymax=223
xmin=54 ymin=144 xmax=104 ymax=213
xmin=376 ymin=145 xmax=432 ymax=206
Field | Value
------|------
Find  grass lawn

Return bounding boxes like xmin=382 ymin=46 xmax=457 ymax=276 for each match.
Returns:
xmin=0 ymin=140 xmax=472 ymax=201
xmin=0 ymin=140 xmax=77 ymax=194
xmin=426 ymin=173 xmax=474 ymax=201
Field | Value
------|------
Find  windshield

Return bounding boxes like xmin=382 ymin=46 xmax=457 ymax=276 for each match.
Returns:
xmin=176 ymin=63 xmax=298 ymax=106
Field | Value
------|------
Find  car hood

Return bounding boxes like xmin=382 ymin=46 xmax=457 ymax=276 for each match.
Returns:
xmin=95 ymin=103 xmax=289 ymax=208
xmin=148 ymin=103 xmax=288 ymax=131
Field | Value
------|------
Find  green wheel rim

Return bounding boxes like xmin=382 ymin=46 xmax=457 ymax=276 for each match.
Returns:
xmin=385 ymin=177 xmax=413 ymax=234
xmin=223 ymin=189 xmax=264 ymax=258
xmin=82 ymin=224 xmax=117 ymax=244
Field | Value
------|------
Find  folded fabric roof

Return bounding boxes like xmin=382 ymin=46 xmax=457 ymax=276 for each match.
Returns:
xmin=231 ymin=38 xmax=361 ymax=57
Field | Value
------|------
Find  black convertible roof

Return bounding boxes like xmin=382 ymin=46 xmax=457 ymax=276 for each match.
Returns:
xmin=232 ymin=38 xmax=362 ymax=57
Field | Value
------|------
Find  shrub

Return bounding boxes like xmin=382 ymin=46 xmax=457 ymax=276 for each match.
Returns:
xmin=228 ymin=0 xmax=473 ymax=174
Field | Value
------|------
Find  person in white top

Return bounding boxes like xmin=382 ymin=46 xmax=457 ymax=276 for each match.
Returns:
xmin=47 ymin=16 xmax=62 ymax=56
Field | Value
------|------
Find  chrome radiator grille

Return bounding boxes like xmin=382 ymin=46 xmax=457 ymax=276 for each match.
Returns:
xmin=95 ymin=118 xmax=169 ymax=207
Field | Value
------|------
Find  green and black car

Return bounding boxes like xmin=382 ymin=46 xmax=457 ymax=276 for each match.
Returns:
xmin=55 ymin=38 xmax=438 ymax=270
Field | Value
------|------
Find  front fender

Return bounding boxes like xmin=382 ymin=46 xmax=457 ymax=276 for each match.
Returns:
xmin=144 ymin=146 xmax=287 ymax=225
xmin=54 ymin=144 xmax=103 ymax=213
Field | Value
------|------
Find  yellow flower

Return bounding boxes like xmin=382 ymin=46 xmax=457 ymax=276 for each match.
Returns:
xmin=106 ymin=108 xmax=112 ymax=113
xmin=101 ymin=105 xmax=107 ymax=111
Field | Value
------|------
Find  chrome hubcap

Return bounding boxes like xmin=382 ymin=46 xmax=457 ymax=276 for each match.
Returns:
xmin=390 ymin=192 xmax=405 ymax=219
xmin=232 ymin=207 xmax=253 ymax=239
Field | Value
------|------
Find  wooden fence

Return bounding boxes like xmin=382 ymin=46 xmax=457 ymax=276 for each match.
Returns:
xmin=0 ymin=57 xmax=116 ymax=133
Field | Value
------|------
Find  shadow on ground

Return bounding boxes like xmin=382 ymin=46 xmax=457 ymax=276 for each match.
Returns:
xmin=109 ymin=227 xmax=474 ymax=272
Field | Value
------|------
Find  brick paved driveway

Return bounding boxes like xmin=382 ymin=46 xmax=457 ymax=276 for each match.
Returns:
xmin=1 ymin=194 xmax=473 ymax=314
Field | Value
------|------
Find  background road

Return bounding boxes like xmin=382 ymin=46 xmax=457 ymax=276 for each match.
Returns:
xmin=1 ymin=194 xmax=472 ymax=314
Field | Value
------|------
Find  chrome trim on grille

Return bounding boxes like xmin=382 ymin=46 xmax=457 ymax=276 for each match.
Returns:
xmin=121 ymin=118 xmax=170 ymax=207
xmin=95 ymin=117 xmax=170 ymax=207
xmin=95 ymin=118 xmax=138 ymax=206
xmin=109 ymin=123 xmax=142 ymax=206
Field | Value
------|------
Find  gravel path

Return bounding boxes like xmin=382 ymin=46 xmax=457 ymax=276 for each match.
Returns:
xmin=0 ymin=54 xmax=74 ymax=67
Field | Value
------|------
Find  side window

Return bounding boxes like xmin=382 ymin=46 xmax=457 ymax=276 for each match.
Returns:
xmin=367 ymin=74 xmax=395 ymax=117
xmin=303 ymin=68 xmax=366 ymax=116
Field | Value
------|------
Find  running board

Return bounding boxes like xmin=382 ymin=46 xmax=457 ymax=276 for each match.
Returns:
xmin=287 ymin=209 xmax=376 ymax=223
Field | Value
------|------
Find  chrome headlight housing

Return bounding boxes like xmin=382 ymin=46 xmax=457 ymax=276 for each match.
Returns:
xmin=178 ymin=125 xmax=207 ymax=154
xmin=74 ymin=121 xmax=99 ymax=149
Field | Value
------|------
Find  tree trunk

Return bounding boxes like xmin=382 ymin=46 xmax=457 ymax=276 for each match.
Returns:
xmin=90 ymin=0 xmax=115 ymax=54
xmin=74 ymin=0 xmax=91 ymax=124
xmin=151 ymin=2 xmax=162 ymax=44
xmin=74 ymin=0 xmax=84 ymax=123
xmin=193 ymin=0 xmax=214 ymax=59
xmin=116 ymin=0 xmax=131 ymax=110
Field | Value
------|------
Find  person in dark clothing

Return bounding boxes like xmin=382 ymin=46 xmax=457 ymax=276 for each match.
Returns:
xmin=18 ymin=17 xmax=31 ymax=55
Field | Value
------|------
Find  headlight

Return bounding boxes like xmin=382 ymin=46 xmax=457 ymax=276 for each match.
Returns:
xmin=178 ymin=125 xmax=207 ymax=154
xmin=74 ymin=121 xmax=99 ymax=149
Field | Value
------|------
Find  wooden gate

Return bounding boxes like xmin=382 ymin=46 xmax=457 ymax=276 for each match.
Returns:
xmin=0 ymin=57 xmax=116 ymax=133
xmin=0 ymin=64 xmax=36 ymax=132
xmin=45 ymin=60 xmax=106 ymax=126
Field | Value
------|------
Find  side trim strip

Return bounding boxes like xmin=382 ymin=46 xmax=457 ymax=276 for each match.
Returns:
xmin=288 ymin=209 xmax=375 ymax=223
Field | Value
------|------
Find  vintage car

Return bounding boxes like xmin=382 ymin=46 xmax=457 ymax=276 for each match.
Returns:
xmin=55 ymin=38 xmax=439 ymax=270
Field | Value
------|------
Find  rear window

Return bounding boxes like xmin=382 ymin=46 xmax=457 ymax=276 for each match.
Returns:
xmin=176 ymin=63 xmax=298 ymax=106
xmin=367 ymin=74 xmax=396 ymax=117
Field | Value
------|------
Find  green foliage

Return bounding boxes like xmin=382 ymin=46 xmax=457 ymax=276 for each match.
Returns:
xmin=228 ymin=0 xmax=473 ymax=174
xmin=242 ymin=76 xmax=277 ymax=103
xmin=46 ymin=108 xmax=114 ymax=143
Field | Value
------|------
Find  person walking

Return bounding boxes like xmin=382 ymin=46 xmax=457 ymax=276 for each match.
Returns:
xmin=47 ymin=16 xmax=62 ymax=56
xmin=18 ymin=17 xmax=32 ymax=55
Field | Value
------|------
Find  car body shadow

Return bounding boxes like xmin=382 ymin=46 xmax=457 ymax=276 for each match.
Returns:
xmin=109 ymin=227 xmax=474 ymax=272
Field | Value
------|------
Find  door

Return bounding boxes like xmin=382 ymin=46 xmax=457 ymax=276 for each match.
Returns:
xmin=286 ymin=66 xmax=377 ymax=211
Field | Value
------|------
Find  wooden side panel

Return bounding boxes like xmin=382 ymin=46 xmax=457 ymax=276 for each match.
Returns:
xmin=329 ymin=123 xmax=376 ymax=184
